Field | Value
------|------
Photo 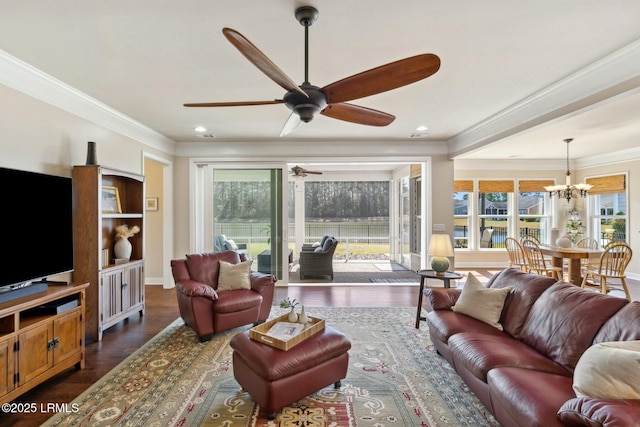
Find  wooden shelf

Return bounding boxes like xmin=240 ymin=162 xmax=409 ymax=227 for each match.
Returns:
xmin=73 ymin=165 xmax=145 ymax=341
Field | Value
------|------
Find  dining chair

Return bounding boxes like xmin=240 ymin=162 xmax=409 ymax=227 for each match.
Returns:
xmin=505 ymin=237 xmax=528 ymax=271
xmin=576 ymin=237 xmax=598 ymax=249
xmin=581 ymin=241 xmax=632 ymax=300
xmin=521 ymin=237 xmax=563 ymax=280
xmin=576 ymin=236 xmax=599 ymax=270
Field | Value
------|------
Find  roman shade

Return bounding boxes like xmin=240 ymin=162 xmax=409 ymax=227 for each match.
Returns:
xmin=479 ymin=180 xmax=514 ymax=193
xmin=585 ymin=174 xmax=626 ymax=195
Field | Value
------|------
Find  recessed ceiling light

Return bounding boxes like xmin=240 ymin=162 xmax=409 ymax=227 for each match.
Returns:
xmin=416 ymin=125 xmax=429 ymax=132
xmin=194 ymin=126 xmax=207 ymax=132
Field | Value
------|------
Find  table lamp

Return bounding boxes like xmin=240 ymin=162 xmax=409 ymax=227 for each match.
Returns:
xmin=428 ymin=234 xmax=454 ymax=275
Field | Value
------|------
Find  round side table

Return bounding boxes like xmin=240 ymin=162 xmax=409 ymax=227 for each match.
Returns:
xmin=415 ymin=269 xmax=463 ymax=329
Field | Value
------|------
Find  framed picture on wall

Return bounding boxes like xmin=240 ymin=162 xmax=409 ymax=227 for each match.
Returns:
xmin=146 ymin=197 xmax=158 ymax=211
xmin=101 ymin=186 xmax=122 ymax=213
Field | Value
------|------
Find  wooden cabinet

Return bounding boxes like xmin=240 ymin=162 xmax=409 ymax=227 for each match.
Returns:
xmin=100 ymin=260 xmax=145 ymax=332
xmin=0 ymin=284 xmax=87 ymax=405
xmin=72 ymin=165 xmax=145 ymax=341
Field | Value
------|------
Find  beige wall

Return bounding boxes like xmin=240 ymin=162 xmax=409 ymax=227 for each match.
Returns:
xmin=0 ymin=84 xmax=171 ymax=285
xmin=143 ymin=158 xmax=164 ymax=283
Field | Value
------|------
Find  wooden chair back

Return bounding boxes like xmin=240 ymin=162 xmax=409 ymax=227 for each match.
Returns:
xmin=522 ymin=237 xmax=562 ymax=280
xmin=505 ymin=237 xmax=527 ymax=271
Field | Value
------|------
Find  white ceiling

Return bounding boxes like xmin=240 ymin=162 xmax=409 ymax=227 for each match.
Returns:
xmin=1 ymin=0 xmax=639 ymax=163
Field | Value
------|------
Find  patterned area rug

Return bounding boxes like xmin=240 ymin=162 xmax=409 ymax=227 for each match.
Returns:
xmin=43 ymin=307 xmax=498 ymax=427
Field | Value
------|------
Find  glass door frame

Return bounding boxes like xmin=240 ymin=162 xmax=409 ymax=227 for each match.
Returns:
xmin=191 ymin=161 xmax=290 ymax=283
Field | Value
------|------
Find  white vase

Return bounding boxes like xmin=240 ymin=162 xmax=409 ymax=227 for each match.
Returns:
xmin=298 ymin=306 xmax=308 ymax=324
xmin=114 ymin=238 xmax=132 ymax=260
xmin=288 ymin=308 xmax=298 ymax=323
xmin=556 ymin=236 xmax=571 ymax=248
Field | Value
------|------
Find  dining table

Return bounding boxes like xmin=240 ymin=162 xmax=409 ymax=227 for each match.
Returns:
xmin=537 ymin=244 xmax=602 ymax=285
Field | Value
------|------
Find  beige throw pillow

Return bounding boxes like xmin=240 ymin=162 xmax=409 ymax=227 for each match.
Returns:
xmin=217 ymin=260 xmax=252 ymax=291
xmin=573 ymin=340 xmax=640 ymax=399
xmin=451 ymin=273 xmax=512 ymax=330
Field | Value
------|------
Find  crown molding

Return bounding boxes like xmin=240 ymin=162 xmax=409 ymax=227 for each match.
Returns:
xmin=0 ymin=49 xmax=176 ymax=154
xmin=447 ymin=39 xmax=640 ymax=158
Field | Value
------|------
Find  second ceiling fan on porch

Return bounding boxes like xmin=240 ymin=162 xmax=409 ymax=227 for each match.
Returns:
xmin=184 ymin=6 xmax=441 ymax=136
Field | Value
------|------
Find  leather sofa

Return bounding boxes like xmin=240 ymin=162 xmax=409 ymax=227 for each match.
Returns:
xmin=424 ymin=268 xmax=640 ymax=427
xmin=171 ymin=250 xmax=276 ymax=341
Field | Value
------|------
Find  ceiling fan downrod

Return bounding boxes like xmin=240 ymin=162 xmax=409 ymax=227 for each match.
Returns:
xmin=295 ymin=6 xmax=318 ymax=85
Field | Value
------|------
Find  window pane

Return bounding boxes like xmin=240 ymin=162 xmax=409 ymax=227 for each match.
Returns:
xmin=477 ymin=192 xmax=508 ymax=215
xmin=518 ymin=191 xmax=548 ymax=243
xmin=454 ymin=191 xmax=469 ymax=248
xmin=478 ymin=192 xmax=508 ymax=248
xmin=592 ymin=192 xmax=627 ymax=246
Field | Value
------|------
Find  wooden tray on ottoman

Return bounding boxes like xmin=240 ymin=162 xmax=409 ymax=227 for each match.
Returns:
xmin=250 ymin=313 xmax=325 ymax=350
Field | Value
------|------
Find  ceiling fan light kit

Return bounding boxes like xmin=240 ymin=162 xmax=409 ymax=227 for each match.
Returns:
xmin=184 ymin=5 xmax=440 ymax=136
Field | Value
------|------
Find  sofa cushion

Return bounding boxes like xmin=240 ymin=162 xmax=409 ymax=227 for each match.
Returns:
xmin=452 ymin=273 xmax=512 ymax=330
xmin=488 ymin=268 xmax=558 ymax=340
xmin=572 ymin=340 xmax=640 ymax=399
xmin=594 ymin=301 xmax=640 ymax=344
xmin=520 ymin=282 xmax=628 ymax=372
xmin=488 ymin=367 xmax=575 ymax=427
xmin=214 ymin=289 xmax=263 ymax=314
xmin=185 ymin=251 xmax=241 ymax=287
xmin=426 ymin=309 xmax=504 ymax=346
xmin=224 ymin=239 xmax=239 ymax=251
xmin=450 ymin=332 xmax=570 ymax=382
xmin=558 ymin=397 xmax=640 ymax=427
xmin=217 ymin=259 xmax=252 ymax=291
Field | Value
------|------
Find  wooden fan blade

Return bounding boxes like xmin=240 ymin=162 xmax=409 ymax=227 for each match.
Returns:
xmin=321 ymin=103 xmax=395 ymax=126
xmin=223 ymin=28 xmax=308 ymax=99
xmin=322 ymin=54 xmax=440 ymax=104
xmin=184 ymin=100 xmax=284 ymax=107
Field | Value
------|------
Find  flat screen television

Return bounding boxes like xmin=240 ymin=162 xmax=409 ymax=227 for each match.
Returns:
xmin=0 ymin=166 xmax=74 ymax=292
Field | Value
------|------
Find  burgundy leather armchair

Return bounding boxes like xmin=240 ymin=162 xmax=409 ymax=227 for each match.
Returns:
xmin=170 ymin=251 xmax=276 ymax=341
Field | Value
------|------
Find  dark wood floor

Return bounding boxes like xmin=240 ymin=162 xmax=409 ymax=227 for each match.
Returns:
xmin=3 ymin=268 xmax=638 ymax=426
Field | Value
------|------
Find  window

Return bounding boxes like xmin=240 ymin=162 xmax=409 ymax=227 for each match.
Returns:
xmin=587 ymin=174 xmax=627 ymax=247
xmin=454 ymin=179 xmax=552 ymax=250
xmin=453 ymin=180 xmax=472 ymax=248
xmin=477 ymin=180 xmax=513 ymax=249
xmin=518 ymin=180 xmax=553 ymax=243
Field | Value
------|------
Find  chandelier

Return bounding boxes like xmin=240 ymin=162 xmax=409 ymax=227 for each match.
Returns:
xmin=544 ymin=138 xmax=593 ymax=202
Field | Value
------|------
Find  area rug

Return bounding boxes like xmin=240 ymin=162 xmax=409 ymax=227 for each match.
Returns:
xmin=43 ymin=307 xmax=498 ymax=427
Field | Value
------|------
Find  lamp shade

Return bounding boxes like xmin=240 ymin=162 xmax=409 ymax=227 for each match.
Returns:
xmin=428 ymin=234 xmax=454 ymax=275
xmin=428 ymin=234 xmax=454 ymax=257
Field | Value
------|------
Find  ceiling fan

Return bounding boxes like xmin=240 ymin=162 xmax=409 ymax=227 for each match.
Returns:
xmin=290 ymin=165 xmax=323 ymax=177
xmin=184 ymin=6 xmax=441 ymax=136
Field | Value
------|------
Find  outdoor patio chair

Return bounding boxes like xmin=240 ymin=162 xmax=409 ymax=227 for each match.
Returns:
xmin=479 ymin=228 xmax=494 ymax=248
xmin=299 ymin=236 xmax=339 ymax=280
xmin=214 ymin=234 xmax=248 ymax=257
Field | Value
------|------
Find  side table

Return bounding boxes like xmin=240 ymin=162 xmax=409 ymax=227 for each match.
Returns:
xmin=415 ymin=269 xmax=463 ymax=329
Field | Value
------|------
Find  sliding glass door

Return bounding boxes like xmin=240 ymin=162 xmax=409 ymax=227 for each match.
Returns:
xmin=198 ymin=166 xmax=286 ymax=280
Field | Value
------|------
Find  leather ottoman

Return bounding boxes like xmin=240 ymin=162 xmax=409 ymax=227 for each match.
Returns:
xmin=229 ymin=325 xmax=351 ymax=419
